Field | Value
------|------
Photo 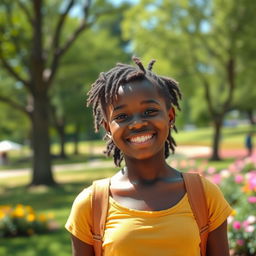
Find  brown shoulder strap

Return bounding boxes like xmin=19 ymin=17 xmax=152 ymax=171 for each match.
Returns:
xmin=183 ymin=172 xmax=209 ymax=256
xmin=91 ymin=178 xmax=110 ymax=256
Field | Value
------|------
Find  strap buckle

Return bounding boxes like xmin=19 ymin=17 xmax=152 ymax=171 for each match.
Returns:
xmin=93 ymin=234 xmax=102 ymax=241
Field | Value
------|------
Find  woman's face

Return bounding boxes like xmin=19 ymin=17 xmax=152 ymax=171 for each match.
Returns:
xmin=104 ymin=79 xmax=175 ymax=161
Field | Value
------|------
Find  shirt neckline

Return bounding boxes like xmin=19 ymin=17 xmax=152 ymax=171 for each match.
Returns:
xmin=109 ymin=193 xmax=188 ymax=217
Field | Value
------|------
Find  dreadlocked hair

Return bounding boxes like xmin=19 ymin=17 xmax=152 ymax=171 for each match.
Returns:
xmin=87 ymin=56 xmax=182 ymax=167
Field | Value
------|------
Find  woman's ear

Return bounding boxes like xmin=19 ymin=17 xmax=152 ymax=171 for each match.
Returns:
xmin=168 ymin=107 xmax=175 ymax=123
xmin=103 ymin=120 xmax=110 ymax=133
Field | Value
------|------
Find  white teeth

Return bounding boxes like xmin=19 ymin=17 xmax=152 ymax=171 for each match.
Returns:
xmin=130 ymin=134 xmax=153 ymax=143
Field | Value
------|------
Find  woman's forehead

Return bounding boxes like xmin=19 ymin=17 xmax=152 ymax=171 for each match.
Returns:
xmin=108 ymin=80 xmax=166 ymax=110
xmin=115 ymin=79 xmax=159 ymax=98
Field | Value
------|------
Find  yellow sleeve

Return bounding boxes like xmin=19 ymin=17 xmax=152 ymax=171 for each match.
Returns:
xmin=65 ymin=185 xmax=94 ymax=245
xmin=201 ymin=176 xmax=233 ymax=232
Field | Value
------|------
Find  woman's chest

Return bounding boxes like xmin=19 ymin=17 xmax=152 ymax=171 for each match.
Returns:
xmin=103 ymin=200 xmax=200 ymax=256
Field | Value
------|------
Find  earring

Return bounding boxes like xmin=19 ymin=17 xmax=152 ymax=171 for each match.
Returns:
xmin=169 ymin=121 xmax=174 ymax=129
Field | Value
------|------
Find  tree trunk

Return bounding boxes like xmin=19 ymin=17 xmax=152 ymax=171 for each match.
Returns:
xmin=210 ymin=119 xmax=223 ymax=161
xmin=30 ymin=92 xmax=56 ymax=186
xmin=58 ymin=124 xmax=67 ymax=159
xmin=55 ymin=120 xmax=67 ymax=159
xmin=73 ymin=124 xmax=80 ymax=155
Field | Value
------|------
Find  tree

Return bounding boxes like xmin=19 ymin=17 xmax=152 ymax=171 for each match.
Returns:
xmin=0 ymin=0 xmax=118 ymax=185
xmin=122 ymin=0 xmax=256 ymax=160
xmin=51 ymin=26 xmax=127 ymax=157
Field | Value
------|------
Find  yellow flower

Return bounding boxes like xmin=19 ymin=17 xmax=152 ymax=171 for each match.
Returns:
xmin=26 ymin=213 xmax=36 ymax=222
xmin=231 ymin=210 xmax=237 ymax=216
xmin=0 ymin=211 xmax=6 ymax=219
xmin=12 ymin=205 xmax=25 ymax=218
xmin=38 ymin=214 xmax=46 ymax=222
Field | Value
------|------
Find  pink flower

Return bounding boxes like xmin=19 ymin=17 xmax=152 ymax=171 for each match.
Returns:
xmin=211 ymin=174 xmax=222 ymax=185
xmin=236 ymin=239 xmax=244 ymax=246
xmin=233 ymin=221 xmax=241 ymax=230
xmin=242 ymin=220 xmax=249 ymax=228
xmin=248 ymin=171 xmax=256 ymax=190
xmin=235 ymin=174 xmax=244 ymax=184
xmin=248 ymin=196 xmax=256 ymax=203
xmin=245 ymin=225 xmax=255 ymax=233
xmin=207 ymin=167 xmax=216 ymax=174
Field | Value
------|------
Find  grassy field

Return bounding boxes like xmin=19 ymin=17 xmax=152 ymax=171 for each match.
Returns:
xmin=175 ymin=124 xmax=254 ymax=148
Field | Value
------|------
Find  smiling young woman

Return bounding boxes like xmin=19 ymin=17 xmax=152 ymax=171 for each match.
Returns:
xmin=65 ymin=57 xmax=232 ymax=256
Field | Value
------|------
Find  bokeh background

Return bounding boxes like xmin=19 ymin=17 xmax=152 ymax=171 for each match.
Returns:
xmin=0 ymin=0 xmax=255 ymax=255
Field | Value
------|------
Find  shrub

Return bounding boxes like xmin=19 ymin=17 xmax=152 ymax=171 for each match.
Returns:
xmin=172 ymin=156 xmax=256 ymax=255
xmin=0 ymin=204 xmax=58 ymax=237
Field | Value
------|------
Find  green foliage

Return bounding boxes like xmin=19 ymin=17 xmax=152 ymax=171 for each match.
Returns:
xmin=0 ymin=72 xmax=29 ymax=141
xmin=121 ymin=0 xmax=256 ymax=124
xmin=51 ymin=13 xmax=129 ymax=140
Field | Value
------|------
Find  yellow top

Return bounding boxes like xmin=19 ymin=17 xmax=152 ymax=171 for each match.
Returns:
xmin=65 ymin=175 xmax=232 ymax=256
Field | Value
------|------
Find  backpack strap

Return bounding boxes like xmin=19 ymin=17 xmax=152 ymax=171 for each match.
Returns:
xmin=91 ymin=178 xmax=110 ymax=256
xmin=182 ymin=172 xmax=209 ymax=256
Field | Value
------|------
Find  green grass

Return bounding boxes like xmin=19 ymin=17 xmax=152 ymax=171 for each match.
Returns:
xmin=174 ymin=124 xmax=254 ymax=149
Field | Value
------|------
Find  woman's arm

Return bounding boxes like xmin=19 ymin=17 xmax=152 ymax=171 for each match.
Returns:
xmin=206 ymin=220 xmax=230 ymax=256
xmin=71 ymin=234 xmax=95 ymax=256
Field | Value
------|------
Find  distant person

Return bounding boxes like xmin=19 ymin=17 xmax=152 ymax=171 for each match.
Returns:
xmin=65 ymin=57 xmax=232 ymax=256
xmin=0 ymin=152 xmax=8 ymax=165
xmin=245 ymin=132 xmax=253 ymax=156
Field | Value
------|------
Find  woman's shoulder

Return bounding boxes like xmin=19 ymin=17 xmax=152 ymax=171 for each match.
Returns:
xmin=71 ymin=184 xmax=93 ymax=210
xmin=199 ymin=175 xmax=223 ymax=196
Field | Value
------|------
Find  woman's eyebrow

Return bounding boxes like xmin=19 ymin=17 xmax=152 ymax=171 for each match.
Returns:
xmin=113 ymin=104 xmax=126 ymax=111
xmin=113 ymin=99 xmax=160 ymax=111
xmin=141 ymin=99 xmax=160 ymax=105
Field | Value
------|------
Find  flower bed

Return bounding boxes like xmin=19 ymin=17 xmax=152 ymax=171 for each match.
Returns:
xmin=171 ymin=156 xmax=256 ymax=255
xmin=0 ymin=204 xmax=58 ymax=237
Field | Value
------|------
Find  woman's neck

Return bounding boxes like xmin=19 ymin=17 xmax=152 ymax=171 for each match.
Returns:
xmin=123 ymin=153 xmax=174 ymax=182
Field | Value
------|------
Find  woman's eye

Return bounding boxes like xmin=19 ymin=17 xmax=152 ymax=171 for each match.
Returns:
xmin=144 ymin=109 xmax=158 ymax=116
xmin=114 ymin=114 xmax=128 ymax=121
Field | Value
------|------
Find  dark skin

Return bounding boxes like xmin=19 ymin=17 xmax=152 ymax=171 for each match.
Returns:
xmin=70 ymin=81 xmax=230 ymax=255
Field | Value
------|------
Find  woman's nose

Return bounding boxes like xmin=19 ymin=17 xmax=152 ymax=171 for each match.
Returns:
xmin=128 ymin=116 xmax=148 ymax=130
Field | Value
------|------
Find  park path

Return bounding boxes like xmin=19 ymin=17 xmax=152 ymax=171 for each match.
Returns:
xmin=0 ymin=159 xmax=115 ymax=179
xmin=0 ymin=145 xmax=253 ymax=179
